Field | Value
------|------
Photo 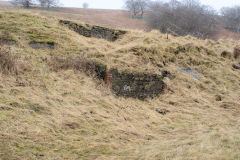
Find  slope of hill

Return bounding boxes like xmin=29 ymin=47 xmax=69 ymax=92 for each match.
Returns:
xmin=0 ymin=1 xmax=148 ymax=31
xmin=0 ymin=1 xmax=240 ymax=40
xmin=0 ymin=11 xmax=240 ymax=160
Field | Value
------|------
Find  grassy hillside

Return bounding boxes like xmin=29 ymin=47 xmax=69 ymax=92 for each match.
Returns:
xmin=0 ymin=11 xmax=240 ymax=160
xmin=0 ymin=1 xmax=240 ymax=40
xmin=0 ymin=1 xmax=148 ymax=31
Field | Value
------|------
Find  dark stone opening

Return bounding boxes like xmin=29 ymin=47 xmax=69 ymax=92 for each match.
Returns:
xmin=86 ymin=61 xmax=107 ymax=80
xmin=59 ymin=20 xmax=127 ymax=42
xmin=107 ymin=69 xmax=166 ymax=100
xmin=84 ymin=62 xmax=167 ymax=99
xmin=0 ymin=38 xmax=17 ymax=45
xmin=29 ymin=41 xmax=55 ymax=49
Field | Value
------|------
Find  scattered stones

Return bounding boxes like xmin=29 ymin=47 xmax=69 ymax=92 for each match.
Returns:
xmin=179 ymin=68 xmax=199 ymax=80
xmin=156 ymin=108 xmax=170 ymax=115
xmin=232 ymin=64 xmax=240 ymax=70
xmin=59 ymin=20 xmax=127 ymax=42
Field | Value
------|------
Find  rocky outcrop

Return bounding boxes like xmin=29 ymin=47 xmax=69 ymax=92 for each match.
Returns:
xmin=29 ymin=41 xmax=55 ymax=49
xmin=80 ymin=62 xmax=167 ymax=99
xmin=49 ymin=56 xmax=168 ymax=100
xmin=233 ymin=64 xmax=240 ymax=70
xmin=106 ymin=69 xmax=166 ymax=100
xmin=0 ymin=38 xmax=16 ymax=45
xmin=59 ymin=20 xmax=127 ymax=42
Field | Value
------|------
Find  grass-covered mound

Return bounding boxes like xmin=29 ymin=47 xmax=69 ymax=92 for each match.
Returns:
xmin=0 ymin=11 xmax=239 ymax=160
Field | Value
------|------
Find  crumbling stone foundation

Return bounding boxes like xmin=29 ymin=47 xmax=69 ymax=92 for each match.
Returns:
xmin=86 ymin=62 xmax=167 ymax=99
xmin=59 ymin=20 xmax=127 ymax=42
xmin=0 ymin=38 xmax=16 ymax=45
xmin=107 ymin=69 xmax=166 ymax=99
xmin=29 ymin=41 xmax=55 ymax=49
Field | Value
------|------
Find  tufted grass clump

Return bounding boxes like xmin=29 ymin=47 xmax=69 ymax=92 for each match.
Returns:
xmin=0 ymin=47 xmax=17 ymax=75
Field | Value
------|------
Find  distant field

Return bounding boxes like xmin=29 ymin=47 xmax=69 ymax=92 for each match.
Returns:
xmin=0 ymin=1 xmax=240 ymax=39
xmin=0 ymin=1 xmax=10 ymax=6
xmin=0 ymin=1 xmax=148 ymax=31
xmin=38 ymin=8 xmax=149 ymax=31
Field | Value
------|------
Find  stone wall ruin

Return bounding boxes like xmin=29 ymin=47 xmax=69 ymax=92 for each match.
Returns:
xmin=87 ymin=62 xmax=167 ymax=100
xmin=107 ymin=69 xmax=166 ymax=99
xmin=0 ymin=38 xmax=16 ymax=45
xmin=29 ymin=41 xmax=55 ymax=49
xmin=59 ymin=20 xmax=127 ymax=42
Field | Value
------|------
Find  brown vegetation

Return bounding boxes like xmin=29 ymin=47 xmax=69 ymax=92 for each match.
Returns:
xmin=48 ymin=55 xmax=88 ymax=72
xmin=0 ymin=11 xmax=239 ymax=160
xmin=0 ymin=1 xmax=148 ymax=31
xmin=147 ymin=0 xmax=217 ymax=39
xmin=0 ymin=47 xmax=17 ymax=74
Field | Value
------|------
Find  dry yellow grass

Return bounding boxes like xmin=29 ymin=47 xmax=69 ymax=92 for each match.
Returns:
xmin=0 ymin=11 xmax=239 ymax=160
xmin=0 ymin=1 xmax=148 ymax=31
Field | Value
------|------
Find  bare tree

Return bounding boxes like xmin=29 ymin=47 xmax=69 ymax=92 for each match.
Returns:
xmin=221 ymin=6 xmax=240 ymax=33
xmin=38 ymin=0 xmax=59 ymax=8
xmin=11 ymin=0 xmax=33 ymax=8
xmin=39 ymin=0 xmax=46 ymax=7
xmin=137 ymin=0 xmax=149 ymax=17
xmin=147 ymin=0 xmax=217 ymax=38
xmin=83 ymin=2 xmax=89 ymax=8
xmin=125 ymin=0 xmax=149 ymax=18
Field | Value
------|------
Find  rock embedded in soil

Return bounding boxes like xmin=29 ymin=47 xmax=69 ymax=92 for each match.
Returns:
xmin=29 ymin=41 xmax=55 ymax=49
xmin=232 ymin=63 xmax=240 ymax=70
xmin=59 ymin=20 xmax=127 ymax=42
xmin=84 ymin=62 xmax=168 ymax=99
xmin=107 ymin=69 xmax=166 ymax=100
xmin=0 ymin=38 xmax=16 ymax=45
xmin=156 ymin=108 xmax=170 ymax=115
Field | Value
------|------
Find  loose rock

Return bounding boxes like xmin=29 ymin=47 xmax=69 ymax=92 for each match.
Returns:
xmin=232 ymin=64 xmax=240 ymax=70
xmin=59 ymin=20 xmax=127 ymax=42
xmin=221 ymin=51 xmax=232 ymax=59
xmin=156 ymin=108 xmax=170 ymax=115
